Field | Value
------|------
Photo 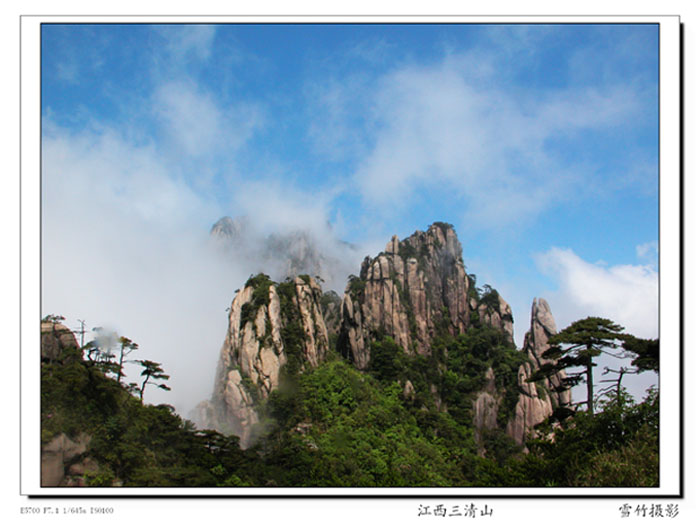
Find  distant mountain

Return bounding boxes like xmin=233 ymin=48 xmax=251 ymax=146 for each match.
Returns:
xmin=210 ymin=215 xmax=359 ymax=293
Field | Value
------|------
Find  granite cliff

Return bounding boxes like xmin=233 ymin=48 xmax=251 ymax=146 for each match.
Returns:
xmin=507 ymin=298 xmax=572 ymax=445
xmin=338 ymin=223 xmax=513 ymax=369
xmin=194 ymin=274 xmax=330 ymax=447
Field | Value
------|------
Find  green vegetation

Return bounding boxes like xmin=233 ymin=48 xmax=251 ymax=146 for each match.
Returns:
xmin=479 ymin=285 xmax=500 ymax=311
xmin=276 ymin=278 xmax=306 ymax=376
xmin=534 ymin=317 xmax=628 ymax=414
xmin=41 ymin=336 xmax=258 ymax=486
xmin=135 ymin=359 xmax=171 ymax=401
xmin=260 ymin=313 xmax=657 ymax=487
xmin=240 ymin=273 xmax=274 ymax=328
xmin=346 ymin=274 xmax=365 ymax=300
xmin=467 ymin=274 xmax=478 ymax=300
xmin=520 ymin=388 xmax=659 ymax=486
xmin=42 ymin=310 xmax=659 ymax=488
xmin=397 ymin=242 xmax=418 ymax=260
xmin=623 ymin=336 xmax=660 ymax=373
xmin=259 ymin=356 xmax=474 ymax=486
xmin=466 ymin=277 xmax=511 ymax=324
xmin=42 ymin=314 xmax=66 ymax=323
xmin=320 ymin=290 xmax=341 ymax=311
xmin=439 ymin=327 xmax=524 ymax=428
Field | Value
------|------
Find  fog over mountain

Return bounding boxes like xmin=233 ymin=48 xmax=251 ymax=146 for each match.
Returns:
xmin=209 ymin=215 xmax=363 ymax=295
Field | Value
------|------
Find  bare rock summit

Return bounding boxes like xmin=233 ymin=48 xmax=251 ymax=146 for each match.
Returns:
xmin=194 ymin=274 xmax=329 ymax=447
xmin=338 ymin=223 xmax=514 ymax=369
xmin=506 ymin=298 xmax=572 ymax=445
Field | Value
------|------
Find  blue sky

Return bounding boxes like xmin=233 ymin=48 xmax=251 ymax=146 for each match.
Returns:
xmin=41 ymin=23 xmax=659 ymax=410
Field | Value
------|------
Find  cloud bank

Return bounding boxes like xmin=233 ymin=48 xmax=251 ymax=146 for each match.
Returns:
xmin=304 ymin=41 xmax=653 ymax=233
xmin=535 ymin=247 xmax=659 ymax=339
xmin=533 ymin=246 xmax=659 ymax=402
xmin=40 ymin=117 xmax=371 ymax=416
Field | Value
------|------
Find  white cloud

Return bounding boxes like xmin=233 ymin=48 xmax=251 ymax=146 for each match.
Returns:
xmin=226 ymin=179 xmax=377 ymax=294
xmin=230 ymin=179 xmax=335 ymax=234
xmin=533 ymin=247 xmax=659 ymax=404
xmin=636 ymin=240 xmax=659 ymax=268
xmin=40 ymin=116 xmax=371 ymax=415
xmin=152 ymin=81 xmax=262 ymax=158
xmin=154 ymin=24 xmax=217 ymax=62
xmin=41 ymin=120 xmax=243 ymax=416
xmin=534 ymin=247 xmax=658 ymax=339
xmin=348 ymin=54 xmax=642 ymax=227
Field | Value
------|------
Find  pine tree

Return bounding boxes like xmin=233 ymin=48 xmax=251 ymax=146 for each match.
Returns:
xmin=541 ymin=317 xmax=628 ymax=415
xmin=136 ymin=360 xmax=171 ymax=401
xmin=116 ymin=336 xmax=139 ymax=384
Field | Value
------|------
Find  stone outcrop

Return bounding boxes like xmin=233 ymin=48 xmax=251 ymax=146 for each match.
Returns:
xmin=41 ymin=432 xmax=95 ymax=487
xmin=195 ymin=275 xmax=329 ymax=447
xmin=506 ymin=298 xmax=571 ymax=445
xmin=339 ymin=223 xmax=513 ymax=369
xmin=473 ymin=367 xmax=499 ymax=451
xmin=320 ymin=290 xmax=342 ymax=339
xmin=525 ymin=298 xmax=571 ymax=408
xmin=41 ymin=321 xmax=79 ymax=362
xmin=473 ymin=293 xmax=514 ymax=342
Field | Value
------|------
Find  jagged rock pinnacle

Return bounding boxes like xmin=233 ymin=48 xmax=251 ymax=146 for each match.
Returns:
xmin=339 ymin=222 xmax=514 ymax=368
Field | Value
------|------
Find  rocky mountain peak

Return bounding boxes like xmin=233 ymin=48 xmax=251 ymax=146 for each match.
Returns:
xmin=196 ymin=222 xmax=569 ymax=452
xmin=532 ymin=297 xmax=557 ymax=336
xmin=193 ymin=273 xmax=329 ymax=447
xmin=41 ymin=321 xmax=80 ymax=363
xmin=339 ymin=222 xmax=513 ymax=369
xmin=506 ymin=297 xmax=571 ymax=445
xmin=210 ymin=215 xmax=249 ymax=242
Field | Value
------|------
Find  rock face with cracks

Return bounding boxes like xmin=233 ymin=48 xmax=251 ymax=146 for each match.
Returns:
xmin=41 ymin=432 xmax=97 ymax=487
xmin=473 ymin=368 xmax=500 ymax=447
xmin=339 ymin=223 xmax=514 ymax=369
xmin=41 ymin=321 xmax=80 ymax=363
xmin=506 ymin=298 xmax=572 ymax=445
xmin=195 ymin=275 xmax=329 ymax=448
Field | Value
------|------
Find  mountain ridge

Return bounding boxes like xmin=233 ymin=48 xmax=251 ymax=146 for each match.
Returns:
xmin=195 ymin=222 xmax=570 ymax=450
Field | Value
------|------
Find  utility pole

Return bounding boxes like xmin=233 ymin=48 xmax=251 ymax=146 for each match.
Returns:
xmin=76 ymin=319 xmax=87 ymax=348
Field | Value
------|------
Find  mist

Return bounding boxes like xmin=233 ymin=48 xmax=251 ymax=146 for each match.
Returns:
xmin=40 ymin=120 xmax=375 ymax=418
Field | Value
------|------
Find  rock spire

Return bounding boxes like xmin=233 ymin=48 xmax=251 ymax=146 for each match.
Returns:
xmin=506 ymin=298 xmax=571 ymax=445
xmin=339 ymin=223 xmax=513 ymax=369
xmin=194 ymin=274 xmax=329 ymax=447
